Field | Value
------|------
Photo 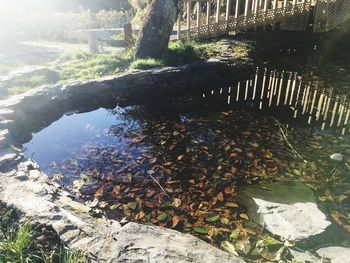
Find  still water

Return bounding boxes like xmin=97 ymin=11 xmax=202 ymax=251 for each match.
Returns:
xmin=21 ymin=51 xmax=350 ymax=260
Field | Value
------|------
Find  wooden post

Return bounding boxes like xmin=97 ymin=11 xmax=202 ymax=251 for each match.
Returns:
xmin=245 ymin=0 xmax=250 ymax=17
xmin=216 ymin=0 xmax=221 ymax=23
xmin=284 ymin=0 xmax=288 ymax=14
xmin=197 ymin=1 xmax=201 ymax=35
xmin=177 ymin=14 xmax=181 ymax=39
xmin=235 ymin=0 xmax=240 ymax=28
xmin=272 ymin=0 xmax=277 ymax=29
xmin=207 ymin=0 xmax=211 ymax=25
xmin=263 ymin=0 xmax=268 ymax=29
xmin=226 ymin=0 xmax=231 ymax=20
xmin=187 ymin=0 xmax=191 ymax=31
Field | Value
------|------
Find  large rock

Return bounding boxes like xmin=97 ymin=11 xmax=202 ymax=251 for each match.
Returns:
xmin=316 ymin=246 xmax=350 ymax=263
xmin=0 ymin=163 xmax=244 ymax=263
xmin=110 ymin=223 xmax=243 ymax=263
xmin=238 ymin=181 xmax=331 ymax=241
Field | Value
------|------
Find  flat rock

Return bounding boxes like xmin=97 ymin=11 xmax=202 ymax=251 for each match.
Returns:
xmin=110 ymin=222 xmax=244 ymax=263
xmin=316 ymin=246 xmax=350 ymax=263
xmin=238 ymin=181 xmax=331 ymax=241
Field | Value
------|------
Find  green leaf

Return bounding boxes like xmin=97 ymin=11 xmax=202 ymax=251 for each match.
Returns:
xmin=229 ymin=229 xmax=240 ymax=240
xmin=193 ymin=226 xmax=208 ymax=234
xmin=292 ymin=169 xmax=302 ymax=176
xmin=128 ymin=202 xmax=137 ymax=210
xmin=173 ymin=198 xmax=182 ymax=208
xmin=157 ymin=213 xmax=168 ymax=221
xmin=206 ymin=213 xmax=220 ymax=222
xmin=221 ymin=241 xmax=238 ymax=256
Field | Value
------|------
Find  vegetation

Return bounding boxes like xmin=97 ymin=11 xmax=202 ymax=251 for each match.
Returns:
xmin=58 ymin=51 xmax=132 ymax=82
xmin=0 ymin=205 xmax=88 ymax=263
xmin=0 ymin=39 xmax=250 ymax=99
xmin=130 ymin=58 xmax=164 ymax=70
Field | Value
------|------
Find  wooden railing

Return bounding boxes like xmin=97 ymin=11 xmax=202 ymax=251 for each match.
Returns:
xmin=177 ymin=0 xmax=312 ymax=40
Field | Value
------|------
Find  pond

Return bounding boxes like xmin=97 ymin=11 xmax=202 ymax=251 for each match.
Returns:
xmin=21 ymin=50 xmax=350 ymax=261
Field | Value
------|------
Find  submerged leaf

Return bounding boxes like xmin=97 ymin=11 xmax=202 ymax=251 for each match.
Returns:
xmin=206 ymin=213 xmax=220 ymax=222
xmin=193 ymin=226 xmax=208 ymax=234
xmin=221 ymin=241 xmax=238 ymax=256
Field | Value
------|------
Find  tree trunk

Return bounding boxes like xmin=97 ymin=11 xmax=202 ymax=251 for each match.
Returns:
xmin=134 ymin=0 xmax=179 ymax=59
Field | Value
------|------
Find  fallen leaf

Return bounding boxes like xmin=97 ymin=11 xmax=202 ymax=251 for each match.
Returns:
xmin=240 ymin=213 xmax=249 ymax=220
xmin=193 ymin=226 xmax=208 ymax=234
xmin=217 ymin=192 xmax=224 ymax=202
xmin=172 ymin=215 xmax=181 ymax=227
xmin=221 ymin=241 xmax=239 ymax=256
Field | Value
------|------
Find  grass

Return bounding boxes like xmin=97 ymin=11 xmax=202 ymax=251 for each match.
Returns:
xmin=130 ymin=58 xmax=164 ymax=70
xmin=58 ymin=51 xmax=132 ymax=82
xmin=0 ymin=64 xmax=21 ymax=75
xmin=0 ymin=223 xmax=88 ymax=263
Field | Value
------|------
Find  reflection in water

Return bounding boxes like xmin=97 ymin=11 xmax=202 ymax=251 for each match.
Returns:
xmin=203 ymin=68 xmax=350 ymax=135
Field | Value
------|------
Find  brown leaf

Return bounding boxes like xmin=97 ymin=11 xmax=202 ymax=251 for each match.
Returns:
xmin=177 ymin=155 xmax=185 ymax=161
xmin=224 ymin=187 xmax=235 ymax=195
xmin=149 ymin=158 xmax=157 ymax=164
xmin=172 ymin=215 xmax=181 ymax=228
xmin=217 ymin=192 xmax=224 ymax=202
xmin=240 ymin=213 xmax=249 ymax=220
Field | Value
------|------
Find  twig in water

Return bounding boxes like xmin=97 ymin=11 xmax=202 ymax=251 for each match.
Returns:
xmin=148 ymin=173 xmax=171 ymax=201
xmin=274 ymin=118 xmax=307 ymax=163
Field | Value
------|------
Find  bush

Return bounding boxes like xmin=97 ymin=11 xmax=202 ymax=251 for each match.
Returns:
xmin=130 ymin=58 xmax=165 ymax=70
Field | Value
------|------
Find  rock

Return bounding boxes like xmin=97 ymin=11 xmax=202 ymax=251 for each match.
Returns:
xmin=330 ymin=153 xmax=344 ymax=162
xmin=238 ymin=182 xmax=331 ymax=241
xmin=110 ymin=222 xmax=244 ymax=263
xmin=15 ymin=171 xmax=29 ymax=181
xmin=0 ymin=148 xmax=17 ymax=167
xmin=290 ymin=249 xmax=322 ymax=263
xmin=29 ymin=169 xmax=42 ymax=179
xmin=316 ymin=246 xmax=350 ymax=263
xmin=78 ymin=178 xmax=100 ymax=195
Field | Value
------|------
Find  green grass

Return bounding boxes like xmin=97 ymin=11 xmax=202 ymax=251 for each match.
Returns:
xmin=0 ymin=223 xmax=88 ymax=263
xmin=60 ymin=49 xmax=91 ymax=62
xmin=0 ymin=64 xmax=21 ymax=75
xmin=59 ymin=51 xmax=132 ymax=82
xmin=130 ymin=58 xmax=165 ymax=70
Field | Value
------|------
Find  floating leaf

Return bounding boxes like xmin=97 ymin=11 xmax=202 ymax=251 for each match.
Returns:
xmin=172 ymin=198 xmax=182 ymax=208
xmin=225 ymin=202 xmax=239 ymax=208
xmin=206 ymin=213 xmax=220 ymax=222
xmin=217 ymin=192 xmax=224 ymax=202
xmin=128 ymin=202 xmax=137 ymax=210
xmin=172 ymin=215 xmax=180 ymax=228
xmin=221 ymin=241 xmax=238 ymax=256
xmin=240 ymin=213 xmax=249 ymax=220
xmin=229 ymin=229 xmax=240 ymax=239
xmin=193 ymin=226 xmax=208 ymax=234
xmin=157 ymin=213 xmax=168 ymax=221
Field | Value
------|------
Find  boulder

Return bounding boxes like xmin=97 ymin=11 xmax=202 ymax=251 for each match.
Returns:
xmin=316 ymin=246 xmax=350 ymax=263
xmin=238 ymin=181 xmax=331 ymax=241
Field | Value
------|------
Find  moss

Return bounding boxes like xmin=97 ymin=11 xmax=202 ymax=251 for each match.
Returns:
xmin=130 ymin=58 xmax=165 ymax=70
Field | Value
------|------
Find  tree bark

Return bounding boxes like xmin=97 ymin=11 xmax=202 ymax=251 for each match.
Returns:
xmin=134 ymin=0 xmax=179 ymax=59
